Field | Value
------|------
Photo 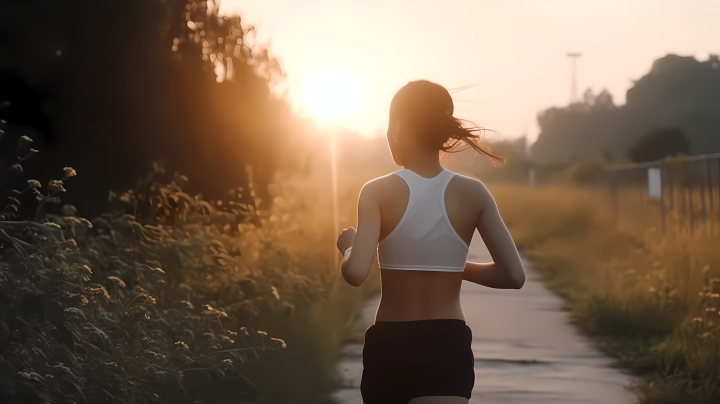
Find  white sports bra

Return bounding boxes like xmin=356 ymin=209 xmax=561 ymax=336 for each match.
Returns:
xmin=377 ymin=168 xmax=470 ymax=272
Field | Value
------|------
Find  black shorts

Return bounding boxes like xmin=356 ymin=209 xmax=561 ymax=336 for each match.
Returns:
xmin=361 ymin=319 xmax=475 ymax=403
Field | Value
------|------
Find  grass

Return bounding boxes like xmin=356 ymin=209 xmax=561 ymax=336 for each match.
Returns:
xmin=492 ymin=184 xmax=720 ymax=404
xmin=249 ymin=176 xmax=381 ymax=404
xmin=0 ymin=162 xmax=380 ymax=404
xmin=0 ymin=113 xmax=389 ymax=404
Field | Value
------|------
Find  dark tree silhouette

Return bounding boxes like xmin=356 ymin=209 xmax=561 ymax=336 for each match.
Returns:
xmin=531 ymin=54 xmax=720 ymax=165
xmin=0 ymin=0 xmax=307 ymax=216
xmin=626 ymin=128 xmax=690 ymax=163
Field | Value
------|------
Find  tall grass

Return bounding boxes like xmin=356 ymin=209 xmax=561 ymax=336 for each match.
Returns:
xmin=0 ymin=164 xmax=379 ymax=404
xmin=492 ymin=184 xmax=720 ymax=404
xmin=251 ymin=174 xmax=381 ymax=403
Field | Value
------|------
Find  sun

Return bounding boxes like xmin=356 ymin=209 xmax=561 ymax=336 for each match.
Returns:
xmin=301 ymin=69 xmax=363 ymax=121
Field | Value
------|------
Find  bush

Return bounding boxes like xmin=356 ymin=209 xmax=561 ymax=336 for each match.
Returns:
xmin=627 ymin=128 xmax=690 ymax=163
xmin=0 ymin=166 xmax=332 ymax=403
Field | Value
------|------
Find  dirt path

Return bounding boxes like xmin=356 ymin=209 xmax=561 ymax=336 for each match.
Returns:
xmin=331 ymin=231 xmax=637 ymax=404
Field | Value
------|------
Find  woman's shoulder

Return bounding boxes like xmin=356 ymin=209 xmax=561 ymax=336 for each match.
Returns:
xmin=359 ymin=171 xmax=407 ymax=199
xmin=363 ymin=171 xmax=406 ymax=189
xmin=446 ymin=170 xmax=494 ymax=202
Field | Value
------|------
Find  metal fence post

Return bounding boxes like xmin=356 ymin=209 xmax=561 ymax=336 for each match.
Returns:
xmin=660 ymin=163 xmax=666 ymax=234
xmin=601 ymin=154 xmax=720 ymax=236
xmin=701 ymin=165 xmax=708 ymax=225
xmin=707 ymin=159 xmax=713 ymax=211
xmin=668 ymin=164 xmax=674 ymax=211
xmin=683 ymin=187 xmax=690 ymax=235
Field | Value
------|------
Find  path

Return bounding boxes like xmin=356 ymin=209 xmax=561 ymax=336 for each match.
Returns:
xmin=331 ymin=231 xmax=637 ymax=404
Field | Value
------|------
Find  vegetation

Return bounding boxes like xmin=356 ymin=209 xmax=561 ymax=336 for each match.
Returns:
xmin=627 ymin=129 xmax=690 ymax=163
xmin=530 ymin=54 xmax=720 ymax=165
xmin=0 ymin=118 xmax=379 ymax=403
xmin=0 ymin=1 xmax=386 ymax=401
xmin=493 ymin=184 xmax=720 ymax=404
xmin=0 ymin=0 xmax=311 ymax=215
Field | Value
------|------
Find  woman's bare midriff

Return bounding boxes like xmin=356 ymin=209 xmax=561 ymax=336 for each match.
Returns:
xmin=374 ymin=268 xmax=465 ymax=322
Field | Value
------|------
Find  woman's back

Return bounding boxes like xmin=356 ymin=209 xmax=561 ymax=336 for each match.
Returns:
xmin=366 ymin=167 xmax=489 ymax=321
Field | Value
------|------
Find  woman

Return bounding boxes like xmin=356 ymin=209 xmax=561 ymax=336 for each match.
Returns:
xmin=335 ymin=80 xmax=526 ymax=404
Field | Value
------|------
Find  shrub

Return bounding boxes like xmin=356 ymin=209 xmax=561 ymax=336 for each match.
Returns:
xmin=0 ymin=165 xmax=331 ymax=403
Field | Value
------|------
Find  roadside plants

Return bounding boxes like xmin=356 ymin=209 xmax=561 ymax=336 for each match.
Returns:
xmin=0 ymin=107 xmax=327 ymax=403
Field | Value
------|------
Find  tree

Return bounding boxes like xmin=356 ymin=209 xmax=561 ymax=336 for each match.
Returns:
xmin=531 ymin=54 xmax=720 ymax=165
xmin=626 ymin=128 xmax=690 ymax=163
xmin=0 ymin=0 xmax=307 ymax=215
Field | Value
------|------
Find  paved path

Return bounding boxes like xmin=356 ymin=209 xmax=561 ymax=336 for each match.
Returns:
xmin=331 ymin=231 xmax=637 ymax=404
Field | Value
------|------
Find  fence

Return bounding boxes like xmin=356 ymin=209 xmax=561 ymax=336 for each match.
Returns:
xmin=601 ymin=153 xmax=720 ymax=236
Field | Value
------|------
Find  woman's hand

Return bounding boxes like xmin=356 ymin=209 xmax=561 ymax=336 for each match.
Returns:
xmin=337 ymin=226 xmax=356 ymax=255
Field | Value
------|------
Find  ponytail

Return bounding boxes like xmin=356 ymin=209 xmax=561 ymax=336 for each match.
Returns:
xmin=391 ymin=80 xmax=506 ymax=165
xmin=440 ymin=115 xmax=506 ymax=165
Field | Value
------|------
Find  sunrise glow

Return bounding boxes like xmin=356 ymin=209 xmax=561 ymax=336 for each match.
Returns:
xmin=301 ymin=69 xmax=363 ymax=121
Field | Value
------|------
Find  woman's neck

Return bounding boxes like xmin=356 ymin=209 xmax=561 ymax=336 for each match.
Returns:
xmin=402 ymin=147 xmax=443 ymax=179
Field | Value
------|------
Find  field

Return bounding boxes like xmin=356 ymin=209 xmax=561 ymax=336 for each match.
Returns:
xmin=492 ymin=184 xmax=720 ymax=404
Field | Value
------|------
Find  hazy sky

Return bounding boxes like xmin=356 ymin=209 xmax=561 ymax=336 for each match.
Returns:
xmin=220 ymin=0 xmax=719 ymax=143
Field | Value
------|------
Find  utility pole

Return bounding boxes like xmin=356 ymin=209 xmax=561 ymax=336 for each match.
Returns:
xmin=567 ymin=52 xmax=581 ymax=103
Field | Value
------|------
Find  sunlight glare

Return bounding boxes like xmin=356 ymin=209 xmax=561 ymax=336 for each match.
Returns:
xmin=301 ymin=69 xmax=363 ymax=121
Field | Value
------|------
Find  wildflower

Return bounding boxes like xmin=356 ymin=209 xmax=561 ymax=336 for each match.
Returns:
xmin=48 ymin=180 xmax=66 ymax=192
xmin=221 ymin=359 xmax=233 ymax=365
xmin=63 ymin=167 xmax=77 ymax=177
xmin=271 ymin=337 xmax=287 ymax=349
xmin=175 ymin=341 xmax=190 ymax=351
xmin=692 ymin=317 xmax=703 ymax=323
xmin=133 ymin=286 xmax=149 ymax=298
xmin=180 ymin=300 xmax=193 ymax=309
xmin=27 ymin=179 xmax=41 ymax=189
xmin=271 ymin=286 xmax=280 ymax=300
xmin=18 ymin=135 xmax=33 ymax=148
xmin=257 ymin=330 xmax=267 ymax=337
xmin=89 ymin=286 xmax=110 ymax=299
xmin=81 ymin=265 xmax=93 ymax=281
xmin=107 ymin=276 xmax=126 ymax=288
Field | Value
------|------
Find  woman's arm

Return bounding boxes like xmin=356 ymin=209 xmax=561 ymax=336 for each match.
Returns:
xmin=336 ymin=183 xmax=381 ymax=287
xmin=462 ymin=182 xmax=525 ymax=289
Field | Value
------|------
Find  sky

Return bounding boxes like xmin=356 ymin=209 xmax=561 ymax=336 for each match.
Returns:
xmin=219 ymin=0 xmax=720 ymax=143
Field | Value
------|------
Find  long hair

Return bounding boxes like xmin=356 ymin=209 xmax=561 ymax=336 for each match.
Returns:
xmin=390 ymin=80 xmax=505 ymax=165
